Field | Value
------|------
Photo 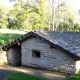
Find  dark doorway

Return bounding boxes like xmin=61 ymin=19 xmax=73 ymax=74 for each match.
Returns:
xmin=12 ymin=45 xmax=21 ymax=66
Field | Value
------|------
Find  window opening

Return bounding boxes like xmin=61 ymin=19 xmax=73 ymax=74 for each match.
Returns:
xmin=32 ymin=50 xmax=40 ymax=58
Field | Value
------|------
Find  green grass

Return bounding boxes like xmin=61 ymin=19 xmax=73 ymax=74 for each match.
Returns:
xmin=66 ymin=72 xmax=80 ymax=80
xmin=5 ymin=72 xmax=47 ymax=80
xmin=0 ymin=33 xmax=23 ymax=50
xmin=0 ymin=29 xmax=26 ymax=50
xmin=0 ymin=33 xmax=22 ymax=45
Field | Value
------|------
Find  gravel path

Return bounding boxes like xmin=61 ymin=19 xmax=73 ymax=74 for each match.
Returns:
xmin=0 ymin=65 xmax=70 ymax=80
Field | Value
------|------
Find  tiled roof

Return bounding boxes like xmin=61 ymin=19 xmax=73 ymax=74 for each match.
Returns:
xmin=2 ymin=31 xmax=80 ymax=59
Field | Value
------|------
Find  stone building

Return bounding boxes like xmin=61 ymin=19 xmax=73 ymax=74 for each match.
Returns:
xmin=2 ymin=31 xmax=80 ymax=74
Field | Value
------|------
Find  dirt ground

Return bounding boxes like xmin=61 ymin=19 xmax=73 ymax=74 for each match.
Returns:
xmin=0 ymin=64 xmax=71 ymax=80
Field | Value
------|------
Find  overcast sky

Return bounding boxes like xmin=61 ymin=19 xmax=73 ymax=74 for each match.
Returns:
xmin=0 ymin=0 xmax=14 ymax=7
xmin=68 ymin=0 xmax=80 ymax=10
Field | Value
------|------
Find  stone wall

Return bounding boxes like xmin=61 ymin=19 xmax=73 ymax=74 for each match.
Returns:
xmin=7 ymin=46 xmax=21 ymax=66
xmin=0 ymin=51 xmax=7 ymax=64
xmin=21 ymin=37 xmax=76 ymax=74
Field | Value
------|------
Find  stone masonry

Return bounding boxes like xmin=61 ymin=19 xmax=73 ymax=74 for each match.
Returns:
xmin=21 ymin=37 xmax=76 ymax=74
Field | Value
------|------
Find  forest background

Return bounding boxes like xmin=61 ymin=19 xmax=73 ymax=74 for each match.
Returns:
xmin=0 ymin=0 xmax=80 ymax=32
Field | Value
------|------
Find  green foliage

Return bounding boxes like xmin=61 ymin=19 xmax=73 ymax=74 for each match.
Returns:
xmin=74 ymin=23 xmax=80 ymax=32
xmin=0 ymin=0 xmax=80 ymax=32
xmin=66 ymin=72 xmax=80 ymax=80
xmin=49 ymin=1 xmax=78 ymax=31
xmin=8 ymin=0 xmax=48 ymax=30
xmin=6 ymin=72 xmax=47 ymax=80
xmin=58 ymin=22 xmax=74 ymax=31
xmin=0 ymin=5 xmax=9 ymax=28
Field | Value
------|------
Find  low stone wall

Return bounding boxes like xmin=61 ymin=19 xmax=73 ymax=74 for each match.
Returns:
xmin=0 ymin=51 xmax=7 ymax=64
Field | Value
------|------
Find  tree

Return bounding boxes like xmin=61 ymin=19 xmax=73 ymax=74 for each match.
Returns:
xmin=8 ymin=0 xmax=27 ymax=29
xmin=0 ymin=5 xmax=9 ymax=28
xmin=48 ymin=0 xmax=77 ymax=31
xmin=8 ymin=0 xmax=78 ymax=32
xmin=8 ymin=0 xmax=48 ymax=31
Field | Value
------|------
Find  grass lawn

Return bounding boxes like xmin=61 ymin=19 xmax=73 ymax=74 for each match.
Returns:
xmin=0 ymin=33 xmax=23 ymax=50
xmin=0 ymin=29 xmax=26 ymax=50
xmin=0 ymin=33 xmax=23 ymax=45
xmin=0 ymin=29 xmax=26 ymax=45
xmin=66 ymin=72 xmax=80 ymax=80
xmin=0 ymin=29 xmax=28 ymax=51
xmin=5 ymin=72 xmax=47 ymax=80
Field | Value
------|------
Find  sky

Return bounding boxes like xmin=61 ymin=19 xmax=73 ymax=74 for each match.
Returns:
xmin=0 ymin=0 xmax=10 ymax=5
xmin=0 ymin=0 xmax=15 ymax=7
xmin=68 ymin=0 xmax=80 ymax=10
xmin=0 ymin=0 xmax=80 ymax=10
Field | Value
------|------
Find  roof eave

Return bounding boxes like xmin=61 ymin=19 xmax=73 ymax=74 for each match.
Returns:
xmin=2 ymin=31 xmax=33 ymax=51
